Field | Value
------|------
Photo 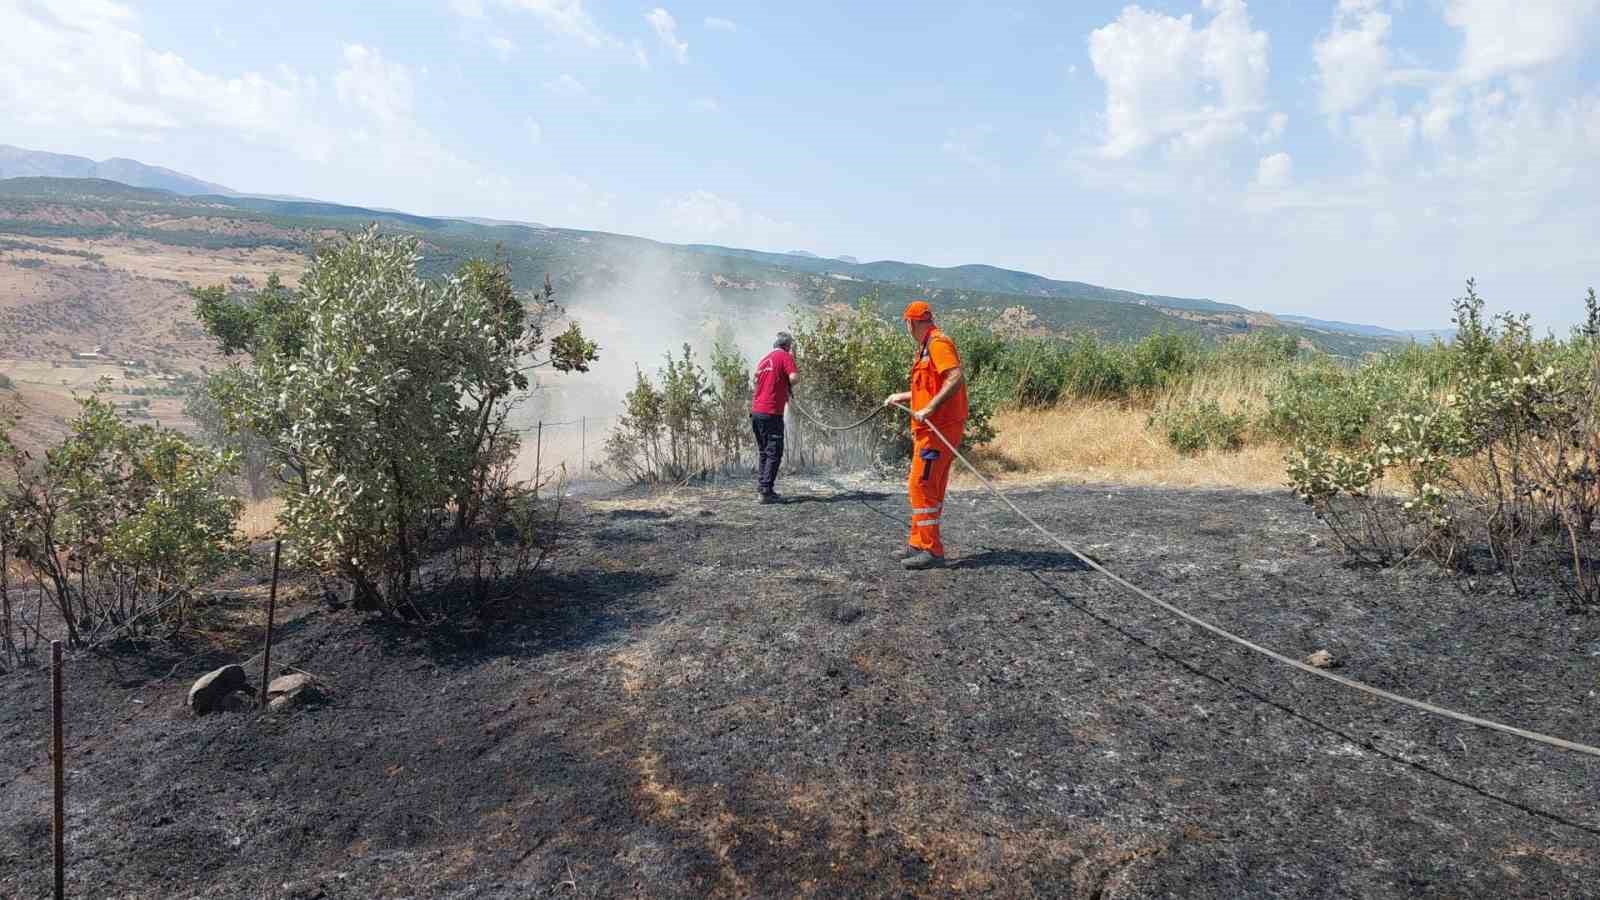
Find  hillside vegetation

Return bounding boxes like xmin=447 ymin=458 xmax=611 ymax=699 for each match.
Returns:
xmin=0 ymin=176 xmax=1399 ymax=353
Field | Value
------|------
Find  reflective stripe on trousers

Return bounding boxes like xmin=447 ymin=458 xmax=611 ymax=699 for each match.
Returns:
xmin=907 ymin=427 xmax=961 ymax=557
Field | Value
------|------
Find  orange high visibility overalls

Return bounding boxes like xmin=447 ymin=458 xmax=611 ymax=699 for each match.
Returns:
xmin=907 ymin=327 xmax=968 ymax=557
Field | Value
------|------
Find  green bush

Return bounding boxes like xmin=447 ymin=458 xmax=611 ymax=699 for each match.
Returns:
xmin=788 ymin=300 xmax=998 ymax=461
xmin=1 ymin=394 xmax=243 ymax=647
xmin=193 ymin=227 xmax=597 ymax=614
xmin=1149 ymin=399 xmax=1247 ymax=455
xmin=1287 ymin=280 xmax=1600 ymax=603
xmin=604 ymin=341 xmax=758 ymax=482
xmin=1128 ymin=332 xmax=1200 ymax=393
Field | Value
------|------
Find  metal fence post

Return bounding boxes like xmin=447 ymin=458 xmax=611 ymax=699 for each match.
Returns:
xmin=260 ymin=540 xmax=282 ymax=709
xmin=51 ymin=639 xmax=64 ymax=900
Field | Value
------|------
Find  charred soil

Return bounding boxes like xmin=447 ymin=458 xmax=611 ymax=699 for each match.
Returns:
xmin=2 ymin=479 xmax=1599 ymax=898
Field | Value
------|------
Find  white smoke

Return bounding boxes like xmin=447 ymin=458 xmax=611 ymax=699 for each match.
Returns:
xmin=507 ymin=242 xmax=800 ymax=478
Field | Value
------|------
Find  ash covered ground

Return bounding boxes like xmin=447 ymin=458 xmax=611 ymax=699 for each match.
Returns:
xmin=3 ymin=477 xmax=1598 ymax=898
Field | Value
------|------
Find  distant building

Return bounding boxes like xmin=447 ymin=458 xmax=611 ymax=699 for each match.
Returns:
xmin=71 ymin=345 xmax=106 ymax=361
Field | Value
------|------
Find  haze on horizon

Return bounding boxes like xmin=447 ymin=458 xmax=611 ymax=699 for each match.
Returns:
xmin=2 ymin=0 xmax=1596 ymax=331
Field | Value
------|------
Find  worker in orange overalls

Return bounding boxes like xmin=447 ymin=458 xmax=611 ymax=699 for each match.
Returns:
xmin=884 ymin=300 xmax=968 ymax=570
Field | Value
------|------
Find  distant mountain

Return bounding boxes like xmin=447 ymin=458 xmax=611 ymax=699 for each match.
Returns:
xmin=679 ymin=244 xmax=1247 ymax=313
xmin=0 ymin=145 xmax=234 ymax=196
xmin=0 ymin=174 xmax=1408 ymax=357
xmin=458 ymin=216 xmax=549 ymax=229
xmin=1278 ymin=314 xmax=1451 ymax=343
xmin=0 ymin=147 xmax=1417 ymax=342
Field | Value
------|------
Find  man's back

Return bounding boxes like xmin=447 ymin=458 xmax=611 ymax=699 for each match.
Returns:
xmin=752 ymin=348 xmax=796 ymax=415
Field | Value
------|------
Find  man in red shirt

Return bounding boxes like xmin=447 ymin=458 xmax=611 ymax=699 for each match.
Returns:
xmin=751 ymin=332 xmax=799 ymax=503
xmin=884 ymin=301 xmax=967 ymax=568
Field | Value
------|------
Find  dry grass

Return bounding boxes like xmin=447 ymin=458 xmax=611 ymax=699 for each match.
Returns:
xmin=962 ymin=400 xmax=1289 ymax=490
xmin=237 ymin=497 xmax=283 ymax=540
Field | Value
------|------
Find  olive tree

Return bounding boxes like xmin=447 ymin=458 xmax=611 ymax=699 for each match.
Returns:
xmin=195 ymin=227 xmax=596 ymax=614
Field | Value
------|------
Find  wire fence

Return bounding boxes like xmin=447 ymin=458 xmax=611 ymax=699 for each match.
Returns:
xmin=506 ymin=415 xmax=618 ymax=481
xmin=508 ymin=405 xmax=893 ymax=486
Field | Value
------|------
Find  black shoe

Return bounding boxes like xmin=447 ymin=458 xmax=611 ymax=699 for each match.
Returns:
xmin=901 ymin=551 xmax=946 ymax=570
xmin=759 ymin=491 xmax=783 ymax=505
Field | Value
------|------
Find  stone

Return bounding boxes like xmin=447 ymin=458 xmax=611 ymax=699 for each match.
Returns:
xmin=188 ymin=665 xmax=250 ymax=715
xmin=265 ymin=672 xmax=323 ymax=711
xmin=267 ymin=673 xmax=315 ymax=697
xmin=1303 ymin=649 xmax=1336 ymax=669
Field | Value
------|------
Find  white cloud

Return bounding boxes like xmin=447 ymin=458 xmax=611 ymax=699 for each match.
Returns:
xmin=633 ymin=41 xmax=650 ymax=69
xmin=0 ymin=1 xmax=324 ymax=150
xmin=487 ymin=34 xmax=516 ymax=60
xmin=1258 ymin=111 xmax=1287 ymax=143
xmin=1313 ymin=0 xmax=1392 ymax=117
xmin=524 ymin=118 xmax=542 ymax=144
xmin=543 ymin=73 xmax=588 ymax=96
xmin=470 ymin=0 xmax=619 ymax=48
xmin=705 ymin=16 xmax=737 ymax=32
xmin=335 ymin=44 xmax=415 ymax=128
xmin=647 ymin=8 xmax=688 ymax=64
xmin=1087 ymin=0 xmax=1270 ymax=159
xmin=1347 ymin=98 xmax=1416 ymax=169
xmin=1445 ymin=0 xmax=1600 ymax=81
xmin=1254 ymin=151 xmax=1292 ymax=188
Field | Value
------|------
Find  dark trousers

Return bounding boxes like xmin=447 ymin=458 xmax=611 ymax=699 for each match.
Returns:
xmin=751 ymin=412 xmax=785 ymax=494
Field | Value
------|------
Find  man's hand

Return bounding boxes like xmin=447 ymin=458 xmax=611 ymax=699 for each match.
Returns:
xmin=912 ymin=407 xmax=932 ymax=424
xmin=884 ymin=392 xmax=907 ymax=408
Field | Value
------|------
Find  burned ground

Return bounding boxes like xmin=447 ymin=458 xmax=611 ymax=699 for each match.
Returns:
xmin=2 ymin=478 xmax=1599 ymax=898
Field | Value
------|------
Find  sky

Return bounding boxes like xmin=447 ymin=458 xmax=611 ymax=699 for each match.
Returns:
xmin=1 ymin=0 xmax=1597 ymax=330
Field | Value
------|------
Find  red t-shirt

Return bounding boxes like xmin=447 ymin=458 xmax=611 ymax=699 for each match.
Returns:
xmin=751 ymin=348 xmax=797 ymax=415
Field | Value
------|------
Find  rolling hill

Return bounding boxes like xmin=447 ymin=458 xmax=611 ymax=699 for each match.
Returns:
xmin=0 ymin=172 xmax=1404 ymax=360
xmin=0 ymin=145 xmax=236 ymax=196
xmin=0 ymin=145 xmax=1433 ymax=340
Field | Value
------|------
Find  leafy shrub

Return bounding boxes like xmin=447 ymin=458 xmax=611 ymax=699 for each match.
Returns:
xmin=1127 ymin=332 xmax=1200 ymax=394
xmin=1 ymin=394 xmax=243 ymax=648
xmin=1149 ymin=399 xmax=1248 ymax=455
xmin=604 ymin=342 xmax=755 ymax=482
xmin=193 ymin=227 xmax=597 ymax=615
xmin=1288 ymin=280 xmax=1600 ymax=605
xmin=0 ymin=372 xmax=11 ymax=390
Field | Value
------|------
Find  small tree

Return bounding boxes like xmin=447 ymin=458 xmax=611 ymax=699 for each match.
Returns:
xmin=194 ymin=227 xmax=597 ymax=614
xmin=1 ymin=394 xmax=242 ymax=646
xmin=709 ymin=337 xmax=752 ymax=468
xmin=605 ymin=367 xmax=667 ymax=482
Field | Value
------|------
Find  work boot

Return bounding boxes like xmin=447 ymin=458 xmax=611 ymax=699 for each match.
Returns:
xmin=759 ymin=491 xmax=783 ymax=505
xmin=901 ymin=551 xmax=945 ymax=570
xmin=891 ymin=545 xmax=919 ymax=560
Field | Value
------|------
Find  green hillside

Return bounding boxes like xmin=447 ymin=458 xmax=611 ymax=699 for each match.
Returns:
xmin=0 ymin=176 xmax=1397 ymax=356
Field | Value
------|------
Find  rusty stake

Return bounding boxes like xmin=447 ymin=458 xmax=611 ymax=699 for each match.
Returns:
xmin=51 ymin=639 xmax=64 ymax=900
xmin=260 ymin=540 xmax=282 ymax=710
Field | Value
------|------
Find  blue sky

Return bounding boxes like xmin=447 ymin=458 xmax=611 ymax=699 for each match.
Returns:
xmin=2 ymin=1 xmax=1598 ymax=329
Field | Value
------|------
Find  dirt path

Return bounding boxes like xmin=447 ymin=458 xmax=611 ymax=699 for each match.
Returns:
xmin=3 ymin=478 xmax=1598 ymax=898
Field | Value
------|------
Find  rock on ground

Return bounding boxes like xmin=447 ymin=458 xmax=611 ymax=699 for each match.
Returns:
xmin=187 ymin=664 xmax=251 ymax=715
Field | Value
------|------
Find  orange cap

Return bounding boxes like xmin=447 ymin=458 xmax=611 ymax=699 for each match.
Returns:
xmin=902 ymin=300 xmax=933 ymax=321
